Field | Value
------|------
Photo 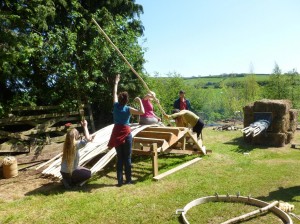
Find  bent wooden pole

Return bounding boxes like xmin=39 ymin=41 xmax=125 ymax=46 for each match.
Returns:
xmin=91 ymin=18 xmax=167 ymax=116
xmin=221 ymin=200 xmax=279 ymax=224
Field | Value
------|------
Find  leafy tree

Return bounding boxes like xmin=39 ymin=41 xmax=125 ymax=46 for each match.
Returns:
xmin=0 ymin=0 xmax=146 ymax=126
xmin=264 ymin=62 xmax=287 ymax=99
xmin=242 ymin=74 xmax=261 ymax=104
xmin=146 ymin=72 xmax=186 ymax=117
xmin=286 ymin=69 xmax=300 ymax=108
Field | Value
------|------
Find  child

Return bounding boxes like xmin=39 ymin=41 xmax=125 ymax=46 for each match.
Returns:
xmin=60 ymin=120 xmax=93 ymax=189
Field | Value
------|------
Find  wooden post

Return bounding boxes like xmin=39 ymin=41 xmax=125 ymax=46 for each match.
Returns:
xmin=151 ymin=143 xmax=158 ymax=177
xmin=87 ymin=103 xmax=96 ymax=132
xmin=181 ymin=136 xmax=186 ymax=150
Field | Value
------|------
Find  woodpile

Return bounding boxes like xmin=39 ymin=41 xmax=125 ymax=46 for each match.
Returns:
xmin=41 ymin=124 xmax=151 ymax=179
xmin=243 ymin=99 xmax=298 ymax=147
xmin=213 ymin=125 xmax=240 ymax=131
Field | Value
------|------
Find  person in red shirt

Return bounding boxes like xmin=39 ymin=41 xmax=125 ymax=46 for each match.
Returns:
xmin=173 ymin=90 xmax=192 ymax=111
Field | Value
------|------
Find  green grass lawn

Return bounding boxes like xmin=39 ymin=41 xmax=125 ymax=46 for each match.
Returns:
xmin=1 ymin=128 xmax=300 ymax=224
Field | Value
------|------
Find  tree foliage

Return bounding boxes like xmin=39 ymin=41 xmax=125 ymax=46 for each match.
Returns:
xmin=0 ymin=0 xmax=145 ymax=123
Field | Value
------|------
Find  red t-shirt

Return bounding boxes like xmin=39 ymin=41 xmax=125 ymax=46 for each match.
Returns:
xmin=180 ymin=100 xmax=187 ymax=110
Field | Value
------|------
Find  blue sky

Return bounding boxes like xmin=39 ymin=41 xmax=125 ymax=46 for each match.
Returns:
xmin=135 ymin=0 xmax=300 ymax=77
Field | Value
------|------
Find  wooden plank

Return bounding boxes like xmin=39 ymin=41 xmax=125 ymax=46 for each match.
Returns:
xmin=10 ymin=105 xmax=61 ymax=112
xmin=181 ymin=136 xmax=186 ymax=150
xmin=291 ymin=143 xmax=300 ymax=149
xmin=0 ymin=116 xmax=84 ymax=126
xmin=21 ymin=117 xmax=68 ymax=135
xmin=132 ymin=149 xmax=154 ymax=156
xmin=0 ymin=141 xmax=30 ymax=153
xmin=186 ymin=131 xmax=206 ymax=154
xmin=0 ymin=111 xmax=79 ymax=124
xmin=0 ymin=130 xmax=30 ymax=141
xmin=135 ymin=131 xmax=177 ymax=146
xmin=162 ymin=148 xmax=203 ymax=155
xmin=10 ymin=105 xmax=88 ymax=112
xmin=133 ymin=137 xmax=169 ymax=151
xmin=153 ymin=157 xmax=202 ymax=181
xmin=144 ymin=127 xmax=180 ymax=136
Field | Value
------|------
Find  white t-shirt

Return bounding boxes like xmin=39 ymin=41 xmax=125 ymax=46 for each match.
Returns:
xmin=60 ymin=139 xmax=87 ymax=173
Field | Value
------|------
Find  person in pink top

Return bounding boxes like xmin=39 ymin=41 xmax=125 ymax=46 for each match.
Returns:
xmin=139 ymin=91 xmax=161 ymax=125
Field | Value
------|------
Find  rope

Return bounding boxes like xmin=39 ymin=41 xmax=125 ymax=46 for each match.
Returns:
xmin=91 ymin=18 xmax=167 ymax=116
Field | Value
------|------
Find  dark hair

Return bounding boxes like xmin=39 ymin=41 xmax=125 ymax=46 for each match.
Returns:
xmin=179 ymin=90 xmax=185 ymax=94
xmin=118 ymin=92 xmax=129 ymax=105
xmin=172 ymin=109 xmax=180 ymax=114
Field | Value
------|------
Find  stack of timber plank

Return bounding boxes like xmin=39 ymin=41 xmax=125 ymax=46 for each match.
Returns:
xmin=41 ymin=124 xmax=152 ymax=179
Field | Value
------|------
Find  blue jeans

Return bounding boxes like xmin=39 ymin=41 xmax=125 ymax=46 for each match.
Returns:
xmin=115 ymin=133 xmax=132 ymax=185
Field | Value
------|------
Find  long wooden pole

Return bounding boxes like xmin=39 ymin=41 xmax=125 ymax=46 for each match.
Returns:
xmin=221 ymin=201 xmax=279 ymax=224
xmin=91 ymin=18 xmax=167 ymax=116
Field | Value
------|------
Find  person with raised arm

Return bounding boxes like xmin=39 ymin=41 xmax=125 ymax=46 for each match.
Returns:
xmin=60 ymin=120 xmax=93 ymax=189
xmin=108 ymin=74 xmax=145 ymax=187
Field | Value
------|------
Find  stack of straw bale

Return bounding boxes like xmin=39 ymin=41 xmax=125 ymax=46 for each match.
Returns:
xmin=243 ymin=99 xmax=298 ymax=147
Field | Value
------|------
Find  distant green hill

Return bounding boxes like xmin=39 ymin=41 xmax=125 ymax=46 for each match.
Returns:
xmin=184 ymin=74 xmax=270 ymax=89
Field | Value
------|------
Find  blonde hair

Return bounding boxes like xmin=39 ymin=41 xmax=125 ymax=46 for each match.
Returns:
xmin=145 ymin=91 xmax=156 ymax=99
xmin=62 ymin=128 xmax=79 ymax=173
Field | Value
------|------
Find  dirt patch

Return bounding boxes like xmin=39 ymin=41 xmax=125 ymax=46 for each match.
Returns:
xmin=0 ymin=143 xmax=63 ymax=202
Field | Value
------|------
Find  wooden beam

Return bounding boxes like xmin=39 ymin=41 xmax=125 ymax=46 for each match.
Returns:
xmin=291 ymin=143 xmax=300 ymax=149
xmin=132 ymin=149 xmax=154 ymax=156
xmin=162 ymin=148 xmax=203 ymax=155
xmin=186 ymin=131 xmax=206 ymax=154
xmin=0 ymin=111 xmax=79 ymax=124
xmin=153 ymin=157 xmax=201 ymax=181
xmin=0 ymin=130 xmax=30 ymax=141
xmin=133 ymin=137 xmax=169 ymax=152
xmin=181 ymin=136 xmax=186 ymax=150
xmin=135 ymin=131 xmax=177 ymax=146
xmin=144 ymin=127 xmax=180 ymax=136
xmin=221 ymin=201 xmax=279 ymax=224
xmin=151 ymin=143 xmax=158 ymax=177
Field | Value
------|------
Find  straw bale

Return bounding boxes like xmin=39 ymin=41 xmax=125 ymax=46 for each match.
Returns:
xmin=243 ymin=104 xmax=253 ymax=114
xmin=243 ymin=105 xmax=254 ymax=127
xmin=243 ymin=118 xmax=253 ymax=128
xmin=288 ymin=109 xmax=298 ymax=132
xmin=289 ymin=120 xmax=298 ymax=132
xmin=271 ymin=114 xmax=290 ymax=133
xmin=251 ymin=132 xmax=286 ymax=147
xmin=253 ymin=99 xmax=291 ymax=117
xmin=286 ymin=131 xmax=294 ymax=144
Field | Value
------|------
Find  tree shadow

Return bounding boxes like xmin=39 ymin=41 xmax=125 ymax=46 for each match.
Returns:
xmin=224 ymin=136 xmax=269 ymax=153
xmin=132 ymin=153 xmax=198 ymax=182
xmin=25 ymin=177 xmax=117 ymax=197
xmin=256 ymin=185 xmax=300 ymax=202
xmin=25 ymin=154 xmax=199 ymax=197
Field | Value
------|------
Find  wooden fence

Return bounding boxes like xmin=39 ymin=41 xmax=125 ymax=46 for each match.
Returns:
xmin=0 ymin=105 xmax=95 ymax=153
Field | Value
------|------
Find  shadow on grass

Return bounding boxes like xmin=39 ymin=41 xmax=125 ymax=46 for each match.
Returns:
xmin=25 ymin=179 xmax=116 ymax=197
xmin=224 ymin=136 xmax=269 ymax=153
xmin=257 ymin=185 xmax=300 ymax=202
xmin=25 ymin=154 xmax=199 ymax=197
xmin=132 ymin=153 xmax=198 ymax=182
